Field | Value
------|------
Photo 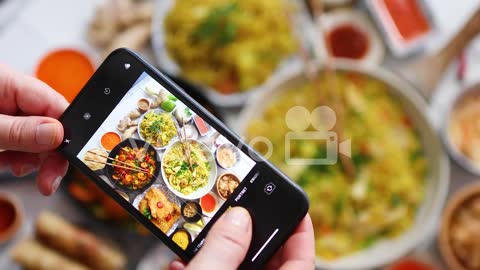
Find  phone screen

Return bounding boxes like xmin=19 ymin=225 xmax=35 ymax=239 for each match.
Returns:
xmin=59 ymin=49 xmax=308 ymax=269
xmin=76 ymin=71 xmax=256 ymax=250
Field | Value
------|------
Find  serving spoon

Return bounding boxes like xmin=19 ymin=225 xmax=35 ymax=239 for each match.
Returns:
xmin=397 ymin=7 xmax=480 ymax=100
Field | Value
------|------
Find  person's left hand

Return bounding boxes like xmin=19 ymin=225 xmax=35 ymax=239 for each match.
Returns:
xmin=0 ymin=64 xmax=69 ymax=195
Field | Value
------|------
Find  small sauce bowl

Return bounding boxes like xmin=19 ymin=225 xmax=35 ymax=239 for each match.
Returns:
xmin=443 ymin=84 xmax=480 ymax=175
xmin=0 ymin=192 xmax=23 ymax=244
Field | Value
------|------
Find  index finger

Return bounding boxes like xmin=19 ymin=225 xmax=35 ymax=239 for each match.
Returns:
xmin=0 ymin=64 xmax=69 ymax=118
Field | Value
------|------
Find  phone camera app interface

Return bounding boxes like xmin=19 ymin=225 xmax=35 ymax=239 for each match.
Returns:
xmin=75 ymin=73 xmax=255 ymax=251
xmin=264 ymin=183 xmax=276 ymax=195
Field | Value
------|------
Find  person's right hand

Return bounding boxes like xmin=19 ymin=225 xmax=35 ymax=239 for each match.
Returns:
xmin=169 ymin=207 xmax=315 ymax=270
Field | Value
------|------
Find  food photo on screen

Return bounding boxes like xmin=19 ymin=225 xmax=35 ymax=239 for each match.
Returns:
xmin=76 ymin=73 xmax=256 ymax=251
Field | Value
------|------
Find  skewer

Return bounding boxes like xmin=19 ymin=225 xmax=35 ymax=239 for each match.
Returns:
xmin=84 ymin=158 xmax=151 ymax=174
xmin=176 ymin=125 xmax=193 ymax=168
xmin=87 ymin=150 xmax=149 ymax=172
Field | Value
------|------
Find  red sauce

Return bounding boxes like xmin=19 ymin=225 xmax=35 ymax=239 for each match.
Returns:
xmin=383 ymin=0 xmax=430 ymax=41
xmin=0 ymin=200 xmax=16 ymax=233
xmin=389 ymin=259 xmax=434 ymax=270
xmin=200 ymin=194 xmax=216 ymax=213
xmin=327 ymin=24 xmax=369 ymax=59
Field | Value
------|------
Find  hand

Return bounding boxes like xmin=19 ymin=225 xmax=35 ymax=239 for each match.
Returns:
xmin=169 ymin=207 xmax=315 ymax=270
xmin=0 ymin=64 xmax=69 ymax=195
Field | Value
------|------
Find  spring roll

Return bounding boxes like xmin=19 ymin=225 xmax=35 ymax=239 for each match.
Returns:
xmin=10 ymin=239 xmax=90 ymax=270
xmin=35 ymin=211 xmax=126 ymax=270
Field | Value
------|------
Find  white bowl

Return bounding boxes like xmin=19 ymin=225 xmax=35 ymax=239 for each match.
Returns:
xmin=161 ymin=139 xmax=217 ymax=200
xmin=443 ymin=83 xmax=480 ymax=175
xmin=316 ymin=9 xmax=385 ymax=66
xmin=236 ymin=61 xmax=449 ymax=270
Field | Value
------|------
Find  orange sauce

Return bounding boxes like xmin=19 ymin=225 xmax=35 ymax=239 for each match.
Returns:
xmin=36 ymin=48 xmax=95 ymax=102
xmin=200 ymin=194 xmax=216 ymax=213
xmin=101 ymin=132 xmax=121 ymax=151
xmin=383 ymin=0 xmax=430 ymax=41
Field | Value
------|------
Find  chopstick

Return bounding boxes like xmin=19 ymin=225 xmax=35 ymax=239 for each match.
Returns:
xmin=176 ymin=123 xmax=193 ymax=168
xmin=87 ymin=150 xmax=150 ymax=174
xmin=84 ymin=158 xmax=151 ymax=174
xmin=182 ymin=119 xmax=193 ymax=165
xmin=88 ymin=150 xmax=139 ymax=169
xmin=291 ymin=1 xmax=356 ymax=177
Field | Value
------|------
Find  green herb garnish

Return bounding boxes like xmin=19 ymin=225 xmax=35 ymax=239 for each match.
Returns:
xmin=148 ymin=119 xmax=163 ymax=134
xmin=362 ymin=234 xmax=380 ymax=248
xmin=190 ymin=2 xmax=238 ymax=47
xmin=409 ymin=148 xmax=423 ymax=162
xmin=142 ymin=208 xmax=152 ymax=220
xmin=390 ymin=194 xmax=403 ymax=208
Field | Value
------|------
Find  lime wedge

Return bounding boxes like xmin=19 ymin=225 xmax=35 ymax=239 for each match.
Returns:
xmin=184 ymin=223 xmax=203 ymax=234
xmin=161 ymin=100 xmax=176 ymax=112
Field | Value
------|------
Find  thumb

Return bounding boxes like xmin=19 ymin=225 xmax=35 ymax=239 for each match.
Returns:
xmin=186 ymin=207 xmax=252 ymax=270
xmin=0 ymin=115 xmax=64 ymax=153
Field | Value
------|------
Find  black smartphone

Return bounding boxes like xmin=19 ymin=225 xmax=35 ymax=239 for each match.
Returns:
xmin=58 ymin=48 xmax=309 ymax=270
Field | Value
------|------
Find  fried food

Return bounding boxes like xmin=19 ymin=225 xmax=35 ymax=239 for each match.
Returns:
xmin=139 ymin=187 xmax=180 ymax=234
xmin=34 ymin=211 xmax=126 ymax=270
xmin=83 ymin=148 xmax=108 ymax=171
xmin=10 ymin=239 xmax=90 ymax=270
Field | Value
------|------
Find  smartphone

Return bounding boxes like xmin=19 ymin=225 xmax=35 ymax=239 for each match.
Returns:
xmin=58 ymin=48 xmax=309 ymax=270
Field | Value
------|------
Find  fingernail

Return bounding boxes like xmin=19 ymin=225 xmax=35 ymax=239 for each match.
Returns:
xmin=51 ymin=176 xmax=63 ymax=193
xmin=36 ymin=123 xmax=58 ymax=145
xmin=225 ymin=207 xmax=250 ymax=232
xmin=19 ymin=164 xmax=36 ymax=176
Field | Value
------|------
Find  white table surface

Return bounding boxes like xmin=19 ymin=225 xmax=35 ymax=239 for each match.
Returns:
xmin=2 ymin=0 xmax=480 ymax=269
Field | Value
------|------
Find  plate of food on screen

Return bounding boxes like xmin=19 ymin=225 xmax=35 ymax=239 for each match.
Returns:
xmin=161 ymin=139 xmax=217 ymax=200
xmin=133 ymin=185 xmax=181 ymax=236
xmin=138 ymin=108 xmax=179 ymax=150
xmin=103 ymin=139 xmax=160 ymax=193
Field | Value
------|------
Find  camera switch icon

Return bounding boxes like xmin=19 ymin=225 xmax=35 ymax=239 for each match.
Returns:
xmin=264 ymin=183 xmax=276 ymax=195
